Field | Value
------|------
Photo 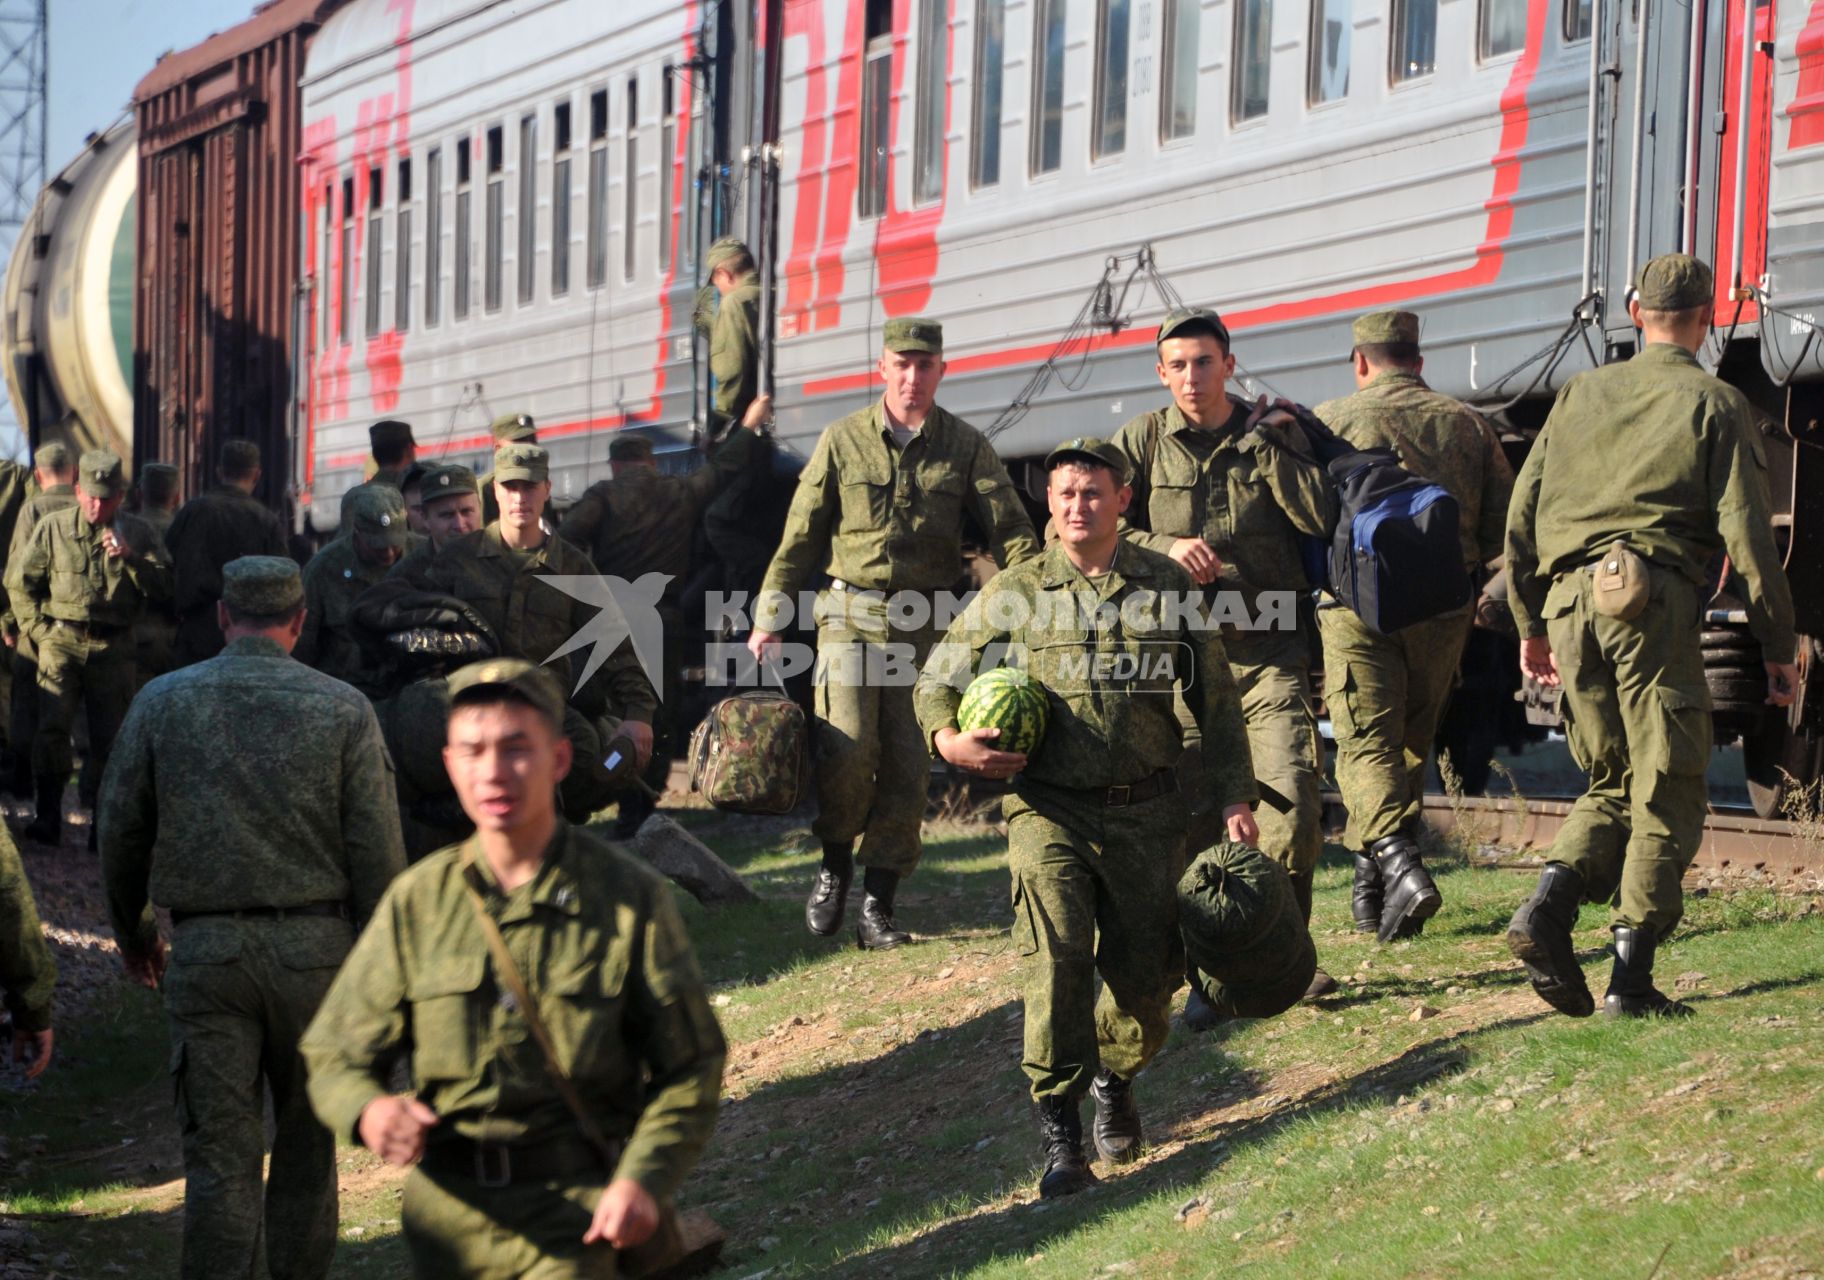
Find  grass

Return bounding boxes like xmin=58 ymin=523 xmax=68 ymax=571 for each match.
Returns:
xmin=5 ymin=812 xmax=1823 ymax=1278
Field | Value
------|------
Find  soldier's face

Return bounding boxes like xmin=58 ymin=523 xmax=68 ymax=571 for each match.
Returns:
xmin=497 ymin=479 xmax=550 ymax=534
xmin=445 ymin=701 xmax=574 ymax=834
xmin=425 ymin=493 xmax=482 ymax=548
xmin=879 ymin=349 xmax=946 ymax=420
xmin=78 ymin=487 xmax=123 ymax=525
xmin=1047 ymin=464 xmax=1131 ymax=547
xmin=403 ymin=488 xmax=428 ymax=534
xmin=1156 ymin=336 xmax=1235 ymax=419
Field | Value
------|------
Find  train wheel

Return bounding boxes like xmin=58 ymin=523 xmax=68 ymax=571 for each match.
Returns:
xmin=1743 ymin=709 xmax=1821 ymax=820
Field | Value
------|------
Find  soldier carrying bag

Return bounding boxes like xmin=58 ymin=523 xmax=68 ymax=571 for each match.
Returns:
xmin=688 ymin=667 xmax=808 ymax=815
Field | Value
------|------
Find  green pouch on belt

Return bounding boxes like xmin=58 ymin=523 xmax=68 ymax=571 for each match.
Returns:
xmin=1591 ymin=541 xmax=1648 ymax=621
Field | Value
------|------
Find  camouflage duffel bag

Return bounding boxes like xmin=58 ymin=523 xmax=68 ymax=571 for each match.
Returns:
xmin=378 ymin=676 xmax=456 ymax=798
xmin=1178 ymin=840 xmax=1317 ymax=1020
xmin=688 ymin=689 xmax=808 ymax=815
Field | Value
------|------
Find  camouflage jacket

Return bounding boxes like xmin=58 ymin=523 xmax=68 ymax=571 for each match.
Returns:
xmin=299 ymin=822 xmax=726 ymax=1200
xmin=915 ymin=540 xmax=1258 ymax=812
xmin=0 ymin=482 xmax=74 ymax=634
xmin=1506 ymin=344 xmax=1796 ymax=662
xmin=297 ymin=536 xmax=398 ymax=695
xmin=98 ymin=635 xmax=406 ymax=955
xmin=1 ymin=833 xmax=55 ymax=1034
xmin=164 ymin=485 xmax=289 ymax=617
xmin=710 ymin=274 xmax=761 ymax=426
xmin=9 ymin=505 xmax=172 ymax=637
xmin=1315 ymin=371 xmax=1514 ymax=569
xmin=758 ymin=402 xmax=1040 ymax=621
xmin=1112 ymin=398 xmax=1335 ymax=619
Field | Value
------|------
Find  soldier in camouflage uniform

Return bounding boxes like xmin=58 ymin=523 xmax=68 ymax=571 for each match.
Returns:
xmin=1111 ymin=308 xmax=1336 ymax=1016
xmin=1314 ymin=311 xmax=1515 ymax=942
xmin=750 ymin=318 xmax=1039 ymax=948
xmin=135 ymin=462 xmax=181 ymax=540
xmin=916 ymin=438 xmax=1258 ymax=1197
xmin=100 ymin=555 xmax=405 ymax=1280
xmin=1 ymin=828 xmax=55 ymax=1077
xmin=389 ymin=464 xmax=485 ymax=581
xmin=133 ymin=464 xmax=184 ymax=688
xmin=479 ymin=413 xmax=538 ymax=527
xmin=164 ymin=440 xmax=289 ymax=667
xmin=301 ymin=659 xmax=724 ymax=1277
xmin=0 ymin=452 xmax=38 ymax=789
xmin=701 ymin=237 xmax=781 ymax=606
xmin=367 ymin=420 xmax=417 ymax=491
xmin=296 ymin=485 xmax=409 ymax=697
xmin=11 ymin=450 xmax=172 ymax=849
xmin=1505 ymin=254 xmax=1797 ymax=1019
xmin=2 ymin=443 xmax=77 ymax=800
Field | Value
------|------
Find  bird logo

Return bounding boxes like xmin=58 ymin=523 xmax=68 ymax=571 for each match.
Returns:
xmin=535 ymin=572 xmax=672 ymax=700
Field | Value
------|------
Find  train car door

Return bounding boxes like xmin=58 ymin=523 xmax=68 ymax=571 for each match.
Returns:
xmin=1709 ymin=0 xmax=1778 ymax=325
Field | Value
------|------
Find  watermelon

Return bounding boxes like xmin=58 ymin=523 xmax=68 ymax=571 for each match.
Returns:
xmin=957 ymin=667 xmax=1048 ymax=756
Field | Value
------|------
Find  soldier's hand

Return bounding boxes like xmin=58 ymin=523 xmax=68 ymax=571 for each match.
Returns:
xmin=1766 ymin=661 xmax=1800 ymax=708
xmin=358 ymin=1095 xmax=440 ymax=1166
xmin=1519 ymin=635 xmax=1560 ymax=687
xmin=11 ymin=1027 xmax=52 ymax=1080
xmin=1223 ymin=804 xmax=1260 ymax=847
xmin=2 ymin=631 xmax=13 ymax=649
xmin=622 ymin=719 xmax=654 ymax=769
xmin=1168 ymin=538 xmax=1222 ymax=585
xmin=583 ymin=1177 xmax=659 ymax=1248
xmin=100 ymin=527 xmax=128 ymax=559
xmin=742 ymin=393 xmax=774 ymax=431
xmin=747 ymin=629 xmax=783 ymax=664
xmin=934 ymin=726 xmax=1027 ymax=779
xmin=122 ymin=937 xmax=168 ymax=991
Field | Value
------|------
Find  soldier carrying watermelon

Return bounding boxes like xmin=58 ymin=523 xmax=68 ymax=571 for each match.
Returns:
xmin=914 ymin=437 xmax=1259 ymax=1198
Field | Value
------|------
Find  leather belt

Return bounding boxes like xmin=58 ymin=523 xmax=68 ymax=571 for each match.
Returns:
xmin=1103 ymin=769 xmax=1177 ymax=807
xmin=50 ymin=618 xmax=126 ymax=641
xmin=170 ymin=901 xmax=348 ymax=926
xmin=420 ymin=1134 xmax=613 ymax=1189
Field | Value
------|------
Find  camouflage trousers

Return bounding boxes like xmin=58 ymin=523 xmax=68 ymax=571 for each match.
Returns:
xmin=1005 ymin=783 xmax=1188 ymax=1100
xmin=163 ymin=915 xmax=350 ymax=1280
xmin=7 ymin=634 xmax=40 ymax=777
xmin=1320 ymin=603 xmax=1471 ymax=848
xmin=401 ymin=1163 xmax=615 ymax=1278
xmin=810 ymin=589 xmax=936 ymax=875
xmin=32 ymin=628 xmax=134 ymax=799
xmin=1545 ymin=567 xmax=1710 ymax=938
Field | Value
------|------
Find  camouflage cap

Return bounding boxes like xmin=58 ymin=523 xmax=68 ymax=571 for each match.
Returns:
xmin=78 ymin=448 xmax=126 ymax=499
xmin=608 ymin=434 xmax=655 ymax=462
xmin=221 ymin=555 xmax=303 ymax=615
xmin=491 ymin=412 xmax=537 ymax=443
xmin=883 ymin=316 xmax=943 ymax=354
xmin=34 ymin=441 xmax=70 ymax=472
xmin=492 ymin=442 xmax=550 ymax=485
xmin=1157 ymin=307 xmax=1231 ymax=348
xmin=369 ymin=418 xmax=416 ymax=451
xmin=346 ymin=483 xmax=408 ymax=549
xmin=1635 ymin=253 xmax=1714 ymax=311
xmin=447 ymin=657 xmax=565 ymax=727
xmin=219 ymin=438 xmax=262 ymax=474
xmin=140 ymin=462 xmax=180 ymax=503
xmin=1045 ymin=436 xmax=1129 ymax=480
xmin=1352 ymin=310 xmax=1420 ymax=348
xmin=420 ymin=463 xmax=479 ymax=503
xmin=704 ymin=236 xmax=752 ymax=274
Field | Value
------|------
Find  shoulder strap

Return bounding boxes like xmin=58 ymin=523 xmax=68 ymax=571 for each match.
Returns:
xmin=460 ymin=878 xmax=619 ymax=1166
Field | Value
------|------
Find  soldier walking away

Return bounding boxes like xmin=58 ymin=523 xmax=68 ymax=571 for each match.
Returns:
xmin=1313 ymin=312 xmax=1515 ymax=942
xmin=296 ymin=485 xmax=410 ymax=697
xmin=1505 ymin=254 xmax=1797 ymax=1019
xmin=164 ymin=440 xmax=288 ymax=667
xmin=133 ymin=463 xmax=184 ymax=689
xmin=1111 ymin=309 xmax=1336 ymax=1019
xmin=10 ymin=450 xmax=172 ymax=851
xmin=2 ymin=443 xmax=78 ymax=800
xmin=368 ymin=419 xmax=418 ymax=491
xmin=916 ymin=438 xmax=1258 ymax=1197
xmin=135 ymin=462 xmax=182 ymax=539
xmin=1 ymin=827 xmax=55 ymax=1078
xmin=701 ymin=237 xmax=782 ymax=607
xmin=99 ymin=556 xmax=405 ymax=1279
xmin=301 ymin=659 xmax=725 ymax=1278
xmin=749 ymin=318 xmax=1039 ymax=949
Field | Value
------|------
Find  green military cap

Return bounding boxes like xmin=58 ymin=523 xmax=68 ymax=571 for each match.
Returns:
xmin=34 ymin=441 xmax=70 ymax=471
xmin=78 ymin=448 xmax=126 ymax=499
xmin=1157 ymin=306 xmax=1231 ymax=348
xmin=420 ymin=463 xmax=479 ymax=502
xmin=883 ymin=316 xmax=943 ymax=354
xmin=219 ymin=439 xmax=262 ymax=473
xmin=1635 ymin=253 xmax=1714 ymax=310
xmin=221 ymin=555 xmax=303 ymax=615
xmin=346 ymin=483 xmax=408 ymax=549
xmin=608 ymin=434 xmax=655 ymax=463
xmin=369 ymin=419 xmax=415 ymax=451
xmin=704 ymin=236 xmax=751 ymax=274
xmin=140 ymin=462 xmax=180 ymax=503
xmin=493 ymin=442 xmax=549 ymax=485
xmin=1352 ymin=310 xmax=1420 ymax=348
xmin=447 ymin=657 xmax=565 ymax=726
xmin=491 ymin=413 xmax=537 ymax=443
xmin=1045 ymin=436 xmax=1129 ymax=480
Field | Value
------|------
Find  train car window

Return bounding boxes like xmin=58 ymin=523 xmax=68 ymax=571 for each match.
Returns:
xmin=321 ymin=185 xmax=333 ymax=348
xmin=456 ymin=139 xmax=472 ymax=319
xmin=972 ymin=0 xmax=1005 ymax=187
xmin=660 ymin=70 xmax=676 ymax=270
xmin=1390 ymin=0 xmax=1436 ymax=81
xmin=860 ymin=0 xmax=892 ymax=216
xmin=915 ymin=0 xmax=947 ymax=202
xmin=1563 ymin=0 xmax=1591 ymax=40
xmin=396 ymin=160 xmax=412 ymax=333
xmin=554 ymin=104 xmax=572 ymax=297
xmin=519 ymin=115 xmax=537 ymax=306
xmin=625 ymin=78 xmax=640 ymax=283
xmin=486 ymin=125 xmax=504 ymax=313
xmin=1231 ymin=0 xmax=1271 ymax=122
xmin=1031 ymin=0 xmax=1067 ymax=174
xmin=685 ymin=76 xmax=704 ymax=266
xmin=1480 ymin=0 xmax=1525 ymax=56
xmin=1093 ymin=0 xmax=1130 ymax=158
xmin=1307 ymin=0 xmax=1350 ymax=103
xmin=341 ymin=177 xmax=355 ymax=345
xmin=1160 ymin=0 xmax=1199 ymax=140
xmin=366 ymin=167 xmax=384 ymax=339
xmin=588 ymin=89 xmax=608 ymax=288
xmin=426 ymin=150 xmax=442 ymax=327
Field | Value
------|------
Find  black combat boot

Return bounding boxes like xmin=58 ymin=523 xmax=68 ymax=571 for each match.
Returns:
xmin=22 ymin=778 xmax=61 ymax=847
xmin=1181 ymin=967 xmax=1225 ymax=1033
xmin=1603 ymin=926 xmax=1694 ymax=1019
xmin=1036 ymin=1096 xmax=1098 ymax=1199
xmin=1288 ymin=872 xmax=1338 ymax=998
xmin=1351 ymin=854 xmax=1384 ymax=933
xmin=1505 ymin=862 xmax=1594 ymax=1017
xmin=1372 ymin=833 xmax=1441 ymax=943
xmin=1090 ymin=1069 xmax=1144 ymax=1165
xmin=804 ymin=841 xmax=854 ymax=937
xmin=854 ymin=867 xmax=912 ymax=950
